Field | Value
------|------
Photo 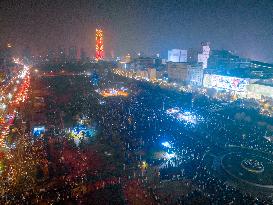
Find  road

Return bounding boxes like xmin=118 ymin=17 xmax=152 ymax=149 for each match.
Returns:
xmin=0 ymin=64 xmax=30 ymax=150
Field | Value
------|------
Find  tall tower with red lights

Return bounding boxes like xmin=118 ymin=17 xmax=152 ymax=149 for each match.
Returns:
xmin=95 ymin=29 xmax=104 ymax=61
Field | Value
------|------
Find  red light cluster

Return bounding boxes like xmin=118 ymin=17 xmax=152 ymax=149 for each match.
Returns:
xmin=95 ymin=29 xmax=104 ymax=61
xmin=13 ymin=74 xmax=30 ymax=106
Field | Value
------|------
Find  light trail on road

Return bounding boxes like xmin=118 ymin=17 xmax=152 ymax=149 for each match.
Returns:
xmin=0 ymin=61 xmax=31 ymax=150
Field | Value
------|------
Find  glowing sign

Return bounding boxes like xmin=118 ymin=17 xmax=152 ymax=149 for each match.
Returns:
xmin=203 ymin=74 xmax=249 ymax=91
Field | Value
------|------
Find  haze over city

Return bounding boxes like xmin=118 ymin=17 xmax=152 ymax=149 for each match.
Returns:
xmin=0 ymin=0 xmax=272 ymax=62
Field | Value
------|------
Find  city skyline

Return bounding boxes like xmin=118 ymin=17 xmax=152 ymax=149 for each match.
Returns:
xmin=0 ymin=0 xmax=272 ymax=62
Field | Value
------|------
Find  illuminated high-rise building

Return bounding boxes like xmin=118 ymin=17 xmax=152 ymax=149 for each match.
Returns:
xmin=198 ymin=42 xmax=210 ymax=69
xmin=168 ymin=49 xmax=187 ymax=63
xmin=95 ymin=29 xmax=104 ymax=60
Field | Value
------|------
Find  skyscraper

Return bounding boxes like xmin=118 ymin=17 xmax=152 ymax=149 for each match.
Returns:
xmin=168 ymin=49 xmax=187 ymax=63
xmin=95 ymin=29 xmax=104 ymax=61
xmin=198 ymin=42 xmax=210 ymax=69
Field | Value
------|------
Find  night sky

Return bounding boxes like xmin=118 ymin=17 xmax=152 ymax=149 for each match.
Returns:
xmin=0 ymin=0 xmax=272 ymax=62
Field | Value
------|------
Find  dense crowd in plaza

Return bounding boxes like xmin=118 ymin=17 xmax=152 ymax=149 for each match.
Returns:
xmin=1 ymin=64 xmax=273 ymax=204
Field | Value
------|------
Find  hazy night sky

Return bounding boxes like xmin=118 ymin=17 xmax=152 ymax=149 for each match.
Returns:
xmin=0 ymin=0 xmax=272 ymax=62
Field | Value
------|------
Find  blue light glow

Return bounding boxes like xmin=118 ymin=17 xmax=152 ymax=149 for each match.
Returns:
xmin=72 ymin=124 xmax=95 ymax=138
xmin=33 ymin=126 xmax=45 ymax=137
xmin=162 ymin=141 xmax=172 ymax=148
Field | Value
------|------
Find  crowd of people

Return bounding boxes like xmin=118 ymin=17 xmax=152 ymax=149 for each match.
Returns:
xmin=2 ymin=65 xmax=273 ymax=204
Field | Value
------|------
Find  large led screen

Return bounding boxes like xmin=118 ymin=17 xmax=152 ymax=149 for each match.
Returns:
xmin=203 ymin=74 xmax=248 ymax=91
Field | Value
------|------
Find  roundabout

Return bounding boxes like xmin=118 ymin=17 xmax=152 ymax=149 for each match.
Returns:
xmin=221 ymin=149 xmax=273 ymax=188
xmin=241 ymin=159 xmax=264 ymax=173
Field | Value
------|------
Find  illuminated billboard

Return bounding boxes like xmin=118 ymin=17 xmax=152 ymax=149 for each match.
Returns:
xmin=203 ymin=74 xmax=249 ymax=91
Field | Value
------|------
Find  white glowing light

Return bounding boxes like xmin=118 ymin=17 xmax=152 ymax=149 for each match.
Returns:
xmin=166 ymin=107 xmax=180 ymax=115
xmin=162 ymin=141 xmax=172 ymax=148
xmin=0 ymin=104 xmax=6 ymax=110
xmin=165 ymin=152 xmax=176 ymax=159
xmin=7 ymin=93 xmax=12 ymax=99
xmin=177 ymin=112 xmax=197 ymax=124
xmin=166 ymin=107 xmax=201 ymax=125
